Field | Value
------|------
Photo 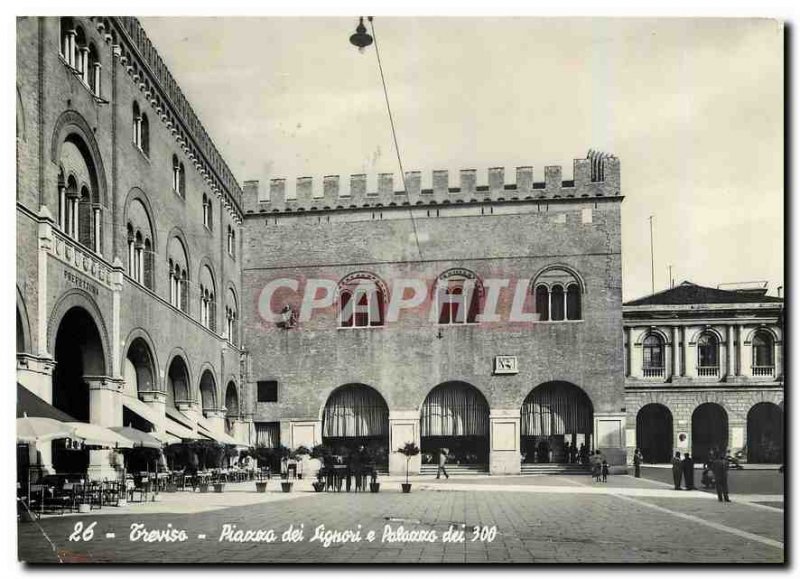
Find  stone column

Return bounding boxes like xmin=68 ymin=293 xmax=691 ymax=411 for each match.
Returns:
xmin=389 ymin=410 xmax=420 ymax=476
xmin=727 ymin=325 xmax=735 ymax=380
xmin=204 ymin=409 xmax=226 ymax=436
xmin=87 ymin=376 xmax=124 ymax=480
xmin=139 ymin=390 xmax=167 ymax=435
xmin=593 ymin=412 xmax=627 ymax=474
xmin=489 ymin=409 xmax=521 ymax=475
xmin=93 ymin=207 xmax=101 ymax=255
xmin=672 ymin=326 xmax=680 ymax=379
xmin=682 ymin=327 xmax=691 ymax=377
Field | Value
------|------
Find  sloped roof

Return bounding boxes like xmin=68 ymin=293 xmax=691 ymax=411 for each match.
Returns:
xmin=624 ymin=281 xmax=784 ymax=307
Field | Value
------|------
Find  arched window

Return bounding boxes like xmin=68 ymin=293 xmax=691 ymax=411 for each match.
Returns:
xmin=132 ymin=102 xmax=141 ymax=148
xmin=78 ymin=185 xmax=93 ymax=248
xmin=199 ymin=265 xmax=216 ymax=331
xmin=227 ymin=226 xmax=236 ymax=258
xmin=65 ymin=175 xmax=78 ymax=240
xmin=225 ymin=288 xmax=238 ymax=345
xmin=60 ymin=133 xmax=101 ymax=251
xmin=57 ymin=168 xmax=66 ymax=231
xmin=60 ymin=18 xmax=76 ymax=67
xmin=550 ymin=285 xmax=565 ymax=321
xmin=530 ymin=267 xmax=583 ymax=322
xmin=172 ymin=156 xmax=186 ymax=196
xmin=202 ymin=194 xmax=212 ymax=229
xmin=642 ymin=334 xmax=664 ymax=377
xmin=74 ymin=27 xmax=87 ymax=83
xmin=87 ymin=43 xmax=101 ymax=96
xmin=752 ymin=331 xmax=775 ymax=375
xmin=168 ymin=237 xmax=189 ymax=313
xmin=697 ymin=333 xmax=719 ymax=376
xmin=337 ymin=272 xmax=387 ymax=328
xmin=140 ymin=114 xmax=149 ymax=156
xmin=436 ymin=269 xmax=482 ymax=324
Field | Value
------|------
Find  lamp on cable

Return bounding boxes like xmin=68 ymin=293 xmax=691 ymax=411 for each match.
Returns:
xmin=349 ymin=16 xmax=373 ymax=53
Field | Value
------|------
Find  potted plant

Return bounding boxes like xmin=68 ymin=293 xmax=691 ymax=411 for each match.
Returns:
xmin=279 ymin=446 xmax=293 ymax=492
xmin=293 ymin=446 xmax=310 ymax=479
xmin=397 ymin=442 xmax=420 ymax=493
xmin=198 ymin=478 xmax=210 ymax=493
xmin=213 ymin=479 xmax=225 ymax=493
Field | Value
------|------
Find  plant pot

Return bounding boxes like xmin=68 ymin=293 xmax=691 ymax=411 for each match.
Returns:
xmin=312 ymin=481 xmax=325 ymax=492
xmin=198 ymin=483 xmax=209 ymax=493
xmin=117 ymin=498 xmax=128 ymax=507
xmin=281 ymin=482 xmax=293 ymax=493
xmin=370 ymin=483 xmax=380 ymax=493
xmin=401 ymin=483 xmax=412 ymax=494
xmin=213 ymin=483 xmax=225 ymax=493
xmin=255 ymin=481 xmax=268 ymax=493
xmin=78 ymin=503 xmax=91 ymax=513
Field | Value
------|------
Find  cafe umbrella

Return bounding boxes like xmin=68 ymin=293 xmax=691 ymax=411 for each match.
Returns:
xmin=17 ymin=415 xmax=76 ymax=444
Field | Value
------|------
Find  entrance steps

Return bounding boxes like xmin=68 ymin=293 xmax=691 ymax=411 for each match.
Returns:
xmin=420 ymin=464 xmax=489 ymax=476
xmin=520 ymin=463 xmax=591 ymax=475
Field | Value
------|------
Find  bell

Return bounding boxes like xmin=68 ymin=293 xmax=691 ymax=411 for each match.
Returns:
xmin=349 ymin=17 xmax=373 ymax=53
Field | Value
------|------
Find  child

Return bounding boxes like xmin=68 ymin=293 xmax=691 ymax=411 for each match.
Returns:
xmin=591 ymin=461 xmax=600 ymax=482
xmin=601 ymin=460 xmax=609 ymax=483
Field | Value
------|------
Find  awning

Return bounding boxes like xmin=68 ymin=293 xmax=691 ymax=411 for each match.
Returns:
xmin=67 ymin=422 xmax=134 ymax=449
xmin=196 ymin=417 xmax=240 ymax=446
xmin=165 ymin=416 xmax=198 ymax=442
xmin=121 ymin=394 xmax=163 ymax=427
xmin=109 ymin=426 xmax=162 ymax=449
xmin=165 ymin=405 xmax=196 ymax=430
xmin=17 ymin=383 xmax=76 ymax=422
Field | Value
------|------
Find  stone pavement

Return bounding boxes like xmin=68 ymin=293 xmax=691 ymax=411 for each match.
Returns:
xmin=17 ymin=474 xmax=784 ymax=564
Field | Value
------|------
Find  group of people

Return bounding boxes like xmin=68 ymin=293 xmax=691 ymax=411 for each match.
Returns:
xmin=590 ymin=451 xmax=610 ymax=482
xmin=563 ymin=442 xmax=592 ymax=465
xmin=670 ymin=448 xmax=732 ymax=502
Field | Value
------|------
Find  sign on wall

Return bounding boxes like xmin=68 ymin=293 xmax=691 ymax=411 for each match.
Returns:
xmin=493 ymin=356 xmax=518 ymax=375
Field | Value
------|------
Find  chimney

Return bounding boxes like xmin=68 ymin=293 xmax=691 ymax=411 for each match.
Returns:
xmin=516 ymin=167 xmax=532 ymax=196
xmin=488 ymin=167 xmax=504 ymax=195
xmin=433 ymin=170 xmax=449 ymax=196
xmin=323 ymin=175 xmax=340 ymax=198
xmin=460 ymin=169 xmax=476 ymax=195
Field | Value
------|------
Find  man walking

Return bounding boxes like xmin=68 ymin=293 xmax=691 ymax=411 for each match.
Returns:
xmin=711 ymin=451 xmax=731 ymax=502
xmin=682 ymin=452 xmax=695 ymax=490
xmin=633 ymin=448 xmax=643 ymax=478
xmin=436 ymin=448 xmax=450 ymax=480
xmin=671 ymin=451 xmax=683 ymax=490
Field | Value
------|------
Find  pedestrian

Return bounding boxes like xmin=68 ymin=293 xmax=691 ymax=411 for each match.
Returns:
xmin=570 ymin=443 xmax=577 ymax=464
xmin=591 ymin=460 xmax=600 ymax=482
xmin=682 ymin=452 xmax=695 ymax=490
xmin=633 ymin=448 xmax=643 ymax=478
xmin=601 ymin=460 xmax=609 ymax=482
xmin=436 ymin=448 xmax=450 ymax=480
xmin=563 ymin=441 xmax=571 ymax=464
xmin=671 ymin=451 xmax=683 ymax=490
xmin=710 ymin=451 xmax=731 ymax=503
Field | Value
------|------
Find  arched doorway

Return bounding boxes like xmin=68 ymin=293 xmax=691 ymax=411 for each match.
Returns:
xmin=421 ymin=382 xmax=489 ymax=467
xmin=636 ymin=404 xmax=673 ymax=463
xmin=166 ymin=356 xmax=190 ymax=409
xmin=199 ymin=370 xmax=217 ymax=416
xmin=520 ymin=381 xmax=593 ymax=464
xmin=747 ymin=402 xmax=783 ymax=463
xmin=52 ymin=306 xmax=106 ymax=474
xmin=123 ymin=337 xmax=157 ymax=432
xmin=224 ymin=382 xmax=239 ymax=436
xmin=322 ymin=384 xmax=389 ymax=466
xmin=691 ymin=403 xmax=728 ymax=461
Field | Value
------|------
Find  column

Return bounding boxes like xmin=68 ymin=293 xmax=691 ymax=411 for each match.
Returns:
xmin=682 ymin=327 xmax=690 ymax=377
xmin=727 ymin=325 xmax=735 ymax=380
xmin=87 ymin=376 xmax=124 ymax=480
xmin=79 ymin=48 xmax=89 ymax=83
xmin=736 ymin=325 xmax=743 ymax=376
xmin=93 ymin=207 xmax=101 ymax=255
xmin=389 ymin=410 xmax=421 ymax=476
xmin=68 ymin=30 xmax=76 ymax=68
xmin=136 ymin=245 xmax=143 ymax=283
xmin=128 ymin=239 xmax=135 ymax=278
xmin=489 ymin=409 xmax=521 ymax=475
xmin=58 ymin=186 xmax=66 ymax=229
xmin=93 ymin=63 xmax=101 ymax=95
xmin=71 ymin=198 xmax=79 ymax=239
xmin=672 ymin=326 xmax=680 ymax=379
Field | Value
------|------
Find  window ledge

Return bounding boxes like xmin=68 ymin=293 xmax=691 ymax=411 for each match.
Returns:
xmin=337 ymin=325 xmax=384 ymax=330
xmin=133 ymin=144 xmax=150 ymax=163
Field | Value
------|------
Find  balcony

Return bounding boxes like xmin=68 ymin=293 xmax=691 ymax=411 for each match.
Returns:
xmin=642 ymin=367 xmax=664 ymax=378
xmin=752 ymin=365 xmax=775 ymax=377
xmin=697 ymin=366 xmax=719 ymax=377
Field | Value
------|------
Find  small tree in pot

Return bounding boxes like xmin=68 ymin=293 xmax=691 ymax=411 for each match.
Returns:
xmin=397 ymin=442 xmax=420 ymax=493
xmin=279 ymin=446 xmax=293 ymax=492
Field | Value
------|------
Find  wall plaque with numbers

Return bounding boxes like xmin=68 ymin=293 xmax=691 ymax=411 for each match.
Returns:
xmin=493 ymin=355 xmax=519 ymax=375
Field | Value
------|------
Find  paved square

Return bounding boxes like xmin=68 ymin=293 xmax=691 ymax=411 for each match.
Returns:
xmin=17 ymin=474 xmax=784 ymax=564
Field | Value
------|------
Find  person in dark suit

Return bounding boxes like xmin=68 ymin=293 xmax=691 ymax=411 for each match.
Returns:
xmin=711 ymin=452 xmax=731 ymax=502
xmin=682 ymin=452 xmax=695 ymax=490
xmin=671 ymin=451 xmax=683 ymax=490
xmin=633 ymin=448 xmax=643 ymax=478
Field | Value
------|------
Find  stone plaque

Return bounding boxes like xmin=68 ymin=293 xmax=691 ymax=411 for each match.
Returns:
xmin=492 ymin=421 xmax=517 ymax=451
xmin=493 ymin=355 xmax=518 ymax=375
xmin=597 ymin=419 xmax=622 ymax=447
xmin=291 ymin=423 xmax=316 ymax=449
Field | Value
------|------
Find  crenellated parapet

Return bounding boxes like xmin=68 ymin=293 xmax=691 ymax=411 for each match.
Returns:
xmin=242 ymin=153 xmax=620 ymax=215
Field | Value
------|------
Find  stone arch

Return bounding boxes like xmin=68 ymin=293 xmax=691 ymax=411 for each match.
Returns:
xmin=198 ymin=366 xmax=218 ymax=412
xmin=122 ymin=327 xmax=161 ymax=393
xmin=633 ymin=327 xmax=672 ymax=346
xmin=16 ymin=286 xmax=31 ymax=354
xmin=321 ymin=383 xmax=389 ymax=437
xmin=224 ymin=381 xmax=240 ymax=417
xmin=50 ymin=110 xmax=108 ymax=208
xmin=164 ymin=348 xmax=194 ymax=407
xmin=47 ymin=289 xmax=111 ymax=373
xmin=691 ymin=402 xmax=728 ymax=461
xmin=636 ymin=403 xmax=673 ymax=463
xmin=747 ymin=402 xmax=783 ymax=463
xmin=166 ymin=226 xmax=192 ymax=273
xmin=529 ymin=263 xmax=587 ymax=293
xmin=123 ymin=187 xmax=158 ymax=248
xmin=743 ymin=326 xmax=781 ymax=344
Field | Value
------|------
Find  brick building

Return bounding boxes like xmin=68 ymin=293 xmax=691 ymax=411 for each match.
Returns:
xmin=623 ymin=282 xmax=784 ymax=464
xmin=240 ymin=154 xmax=628 ymax=475
xmin=16 ymin=17 xmax=247 ymax=478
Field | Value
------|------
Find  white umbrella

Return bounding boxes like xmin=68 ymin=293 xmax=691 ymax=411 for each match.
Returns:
xmin=66 ymin=422 xmax=134 ymax=449
xmin=17 ymin=415 xmax=76 ymax=444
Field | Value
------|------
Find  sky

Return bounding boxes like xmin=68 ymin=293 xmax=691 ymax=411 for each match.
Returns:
xmin=139 ymin=17 xmax=784 ymax=302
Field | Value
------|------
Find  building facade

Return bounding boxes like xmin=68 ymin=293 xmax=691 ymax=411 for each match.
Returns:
xmin=623 ymin=282 xmax=784 ymax=464
xmin=16 ymin=17 xmax=247 ymax=478
xmin=240 ymin=156 xmax=628 ymax=475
